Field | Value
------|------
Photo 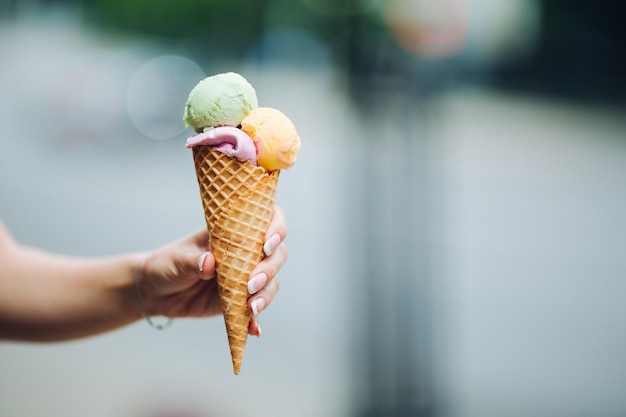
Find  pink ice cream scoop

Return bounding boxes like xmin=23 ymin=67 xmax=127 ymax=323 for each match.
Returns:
xmin=185 ymin=126 xmax=258 ymax=166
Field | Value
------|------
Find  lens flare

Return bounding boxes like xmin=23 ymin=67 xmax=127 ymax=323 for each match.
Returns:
xmin=127 ymin=55 xmax=205 ymax=140
xmin=384 ymin=0 xmax=469 ymax=59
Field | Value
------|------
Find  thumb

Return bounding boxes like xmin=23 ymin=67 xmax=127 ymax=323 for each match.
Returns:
xmin=196 ymin=251 xmax=216 ymax=279
xmin=168 ymin=249 xmax=216 ymax=281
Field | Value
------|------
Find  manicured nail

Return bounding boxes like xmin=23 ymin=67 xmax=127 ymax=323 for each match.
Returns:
xmin=247 ymin=273 xmax=267 ymax=295
xmin=198 ymin=253 xmax=208 ymax=272
xmin=251 ymin=298 xmax=266 ymax=316
xmin=256 ymin=323 xmax=263 ymax=338
xmin=263 ymin=233 xmax=281 ymax=256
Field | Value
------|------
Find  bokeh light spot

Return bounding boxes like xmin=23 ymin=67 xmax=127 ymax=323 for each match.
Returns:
xmin=384 ymin=0 xmax=469 ymax=59
xmin=127 ymin=55 xmax=205 ymax=140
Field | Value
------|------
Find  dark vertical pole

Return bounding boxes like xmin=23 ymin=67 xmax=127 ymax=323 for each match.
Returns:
xmin=345 ymin=2 xmax=434 ymax=416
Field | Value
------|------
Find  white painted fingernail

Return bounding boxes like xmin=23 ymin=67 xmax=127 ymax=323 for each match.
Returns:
xmin=247 ymin=273 xmax=267 ymax=295
xmin=251 ymin=298 xmax=266 ymax=316
xmin=263 ymin=233 xmax=281 ymax=256
xmin=198 ymin=253 xmax=208 ymax=272
xmin=256 ymin=323 xmax=262 ymax=338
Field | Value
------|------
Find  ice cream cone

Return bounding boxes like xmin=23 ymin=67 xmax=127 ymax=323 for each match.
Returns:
xmin=192 ymin=147 xmax=279 ymax=374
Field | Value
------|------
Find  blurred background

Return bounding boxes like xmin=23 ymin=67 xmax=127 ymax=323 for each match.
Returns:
xmin=1 ymin=1 xmax=625 ymax=416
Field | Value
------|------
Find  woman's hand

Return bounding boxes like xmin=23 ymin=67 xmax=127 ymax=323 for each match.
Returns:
xmin=138 ymin=206 xmax=288 ymax=336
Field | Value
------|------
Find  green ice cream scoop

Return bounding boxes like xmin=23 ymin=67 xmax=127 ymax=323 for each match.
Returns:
xmin=183 ymin=72 xmax=258 ymax=132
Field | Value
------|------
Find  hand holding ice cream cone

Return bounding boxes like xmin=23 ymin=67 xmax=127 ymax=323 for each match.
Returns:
xmin=137 ymin=211 xmax=287 ymax=337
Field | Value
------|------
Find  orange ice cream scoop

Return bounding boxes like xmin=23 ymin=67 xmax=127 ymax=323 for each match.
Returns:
xmin=241 ymin=107 xmax=301 ymax=171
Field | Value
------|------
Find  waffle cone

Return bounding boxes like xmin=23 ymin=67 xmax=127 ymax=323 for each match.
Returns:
xmin=192 ymin=147 xmax=279 ymax=374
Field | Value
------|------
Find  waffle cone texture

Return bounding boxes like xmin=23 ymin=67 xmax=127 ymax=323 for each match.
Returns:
xmin=192 ymin=147 xmax=279 ymax=374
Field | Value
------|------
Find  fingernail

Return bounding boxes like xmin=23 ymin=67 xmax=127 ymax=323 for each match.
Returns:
xmin=263 ymin=233 xmax=281 ymax=256
xmin=198 ymin=252 xmax=208 ymax=272
xmin=256 ymin=323 xmax=262 ymax=338
xmin=247 ymin=273 xmax=267 ymax=295
xmin=251 ymin=298 xmax=266 ymax=316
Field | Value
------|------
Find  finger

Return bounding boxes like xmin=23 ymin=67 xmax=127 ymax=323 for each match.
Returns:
xmin=249 ymin=243 xmax=288 ymax=294
xmin=247 ymin=272 xmax=267 ymax=296
xmin=160 ymin=228 xmax=211 ymax=280
xmin=248 ymin=317 xmax=262 ymax=337
xmin=170 ymin=247 xmax=215 ymax=281
xmin=263 ymin=206 xmax=287 ymax=256
xmin=249 ymin=275 xmax=280 ymax=316
xmin=197 ymin=251 xmax=216 ymax=279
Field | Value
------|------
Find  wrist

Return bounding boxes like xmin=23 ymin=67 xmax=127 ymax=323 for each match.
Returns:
xmin=115 ymin=253 xmax=148 ymax=322
xmin=134 ymin=254 xmax=173 ymax=330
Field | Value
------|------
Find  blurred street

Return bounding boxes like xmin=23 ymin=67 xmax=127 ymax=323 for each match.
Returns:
xmin=1 ymin=4 xmax=626 ymax=417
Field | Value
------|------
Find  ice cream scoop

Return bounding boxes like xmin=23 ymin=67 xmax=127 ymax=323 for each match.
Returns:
xmin=241 ymin=107 xmax=301 ymax=171
xmin=186 ymin=127 xmax=258 ymax=166
xmin=183 ymin=72 xmax=258 ymax=132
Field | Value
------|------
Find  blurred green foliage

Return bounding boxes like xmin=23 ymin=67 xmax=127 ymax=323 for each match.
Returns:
xmin=88 ymin=0 xmax=265 ymax=51
xmin=85 ymin=0 xmax=387 ymax=64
